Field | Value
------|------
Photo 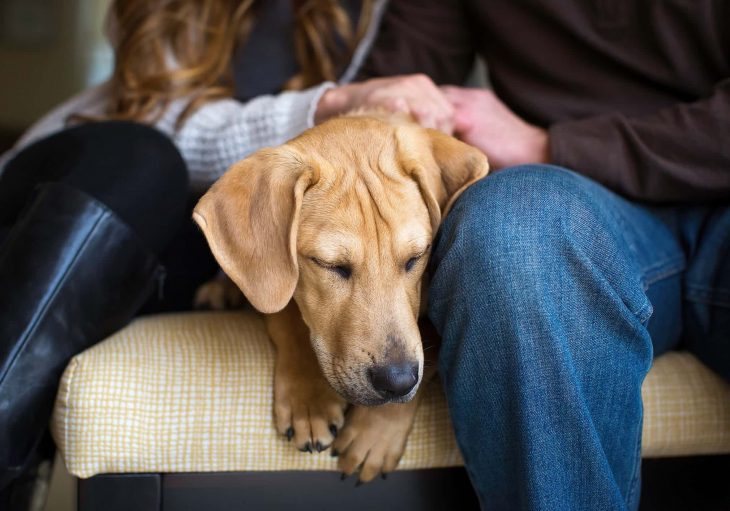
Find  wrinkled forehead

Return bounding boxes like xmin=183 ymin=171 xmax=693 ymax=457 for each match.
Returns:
xmin=299 ymin=218 xmax=430 ymax=262
xmin=298 ymin=173 xmax=432 ymax=261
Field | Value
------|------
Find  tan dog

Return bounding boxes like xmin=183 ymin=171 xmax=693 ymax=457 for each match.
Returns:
xmin=193 ymin=113 xmax=488 ymax=483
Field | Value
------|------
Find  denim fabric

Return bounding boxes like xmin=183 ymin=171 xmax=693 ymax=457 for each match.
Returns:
xmin=428 ymin=165 xmax=730 ymax=511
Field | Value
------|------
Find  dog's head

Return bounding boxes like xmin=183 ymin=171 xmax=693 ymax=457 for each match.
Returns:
xmin=193 ymin=115 xmax=488 ymax=405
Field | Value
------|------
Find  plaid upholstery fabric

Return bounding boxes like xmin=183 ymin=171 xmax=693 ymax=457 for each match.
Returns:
xmin=641 ymin=351 xmax=730 ymax=457
xmin=51 ymin=312 xmax=730 ymax=478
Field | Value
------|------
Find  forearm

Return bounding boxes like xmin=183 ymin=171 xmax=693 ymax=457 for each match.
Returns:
xmin=549 ymin=79 xmax=730 ymax=202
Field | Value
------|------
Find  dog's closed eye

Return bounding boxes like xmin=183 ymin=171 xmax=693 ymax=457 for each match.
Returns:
xmin=404 ymin=245 xmax=430 ymax=273
xmin=310 ymin=257 xmax=352 ymax=280
xmin=405 ymin=256 xmax=421 ymax=272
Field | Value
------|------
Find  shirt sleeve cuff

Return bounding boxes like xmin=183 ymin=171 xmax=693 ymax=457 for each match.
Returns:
xmin=278 ymin=82 xmax=336 ymax=142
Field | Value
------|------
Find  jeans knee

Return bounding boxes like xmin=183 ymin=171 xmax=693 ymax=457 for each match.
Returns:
xmin=429 ymin=163 xmax=654 ymax=364
xmin=428 ymin=164 xmax=652 ymax=328
xmin=446 ymin=164 xmax=600 ymax=235
xmin=432 ymin=165 xmax=600 ymax=283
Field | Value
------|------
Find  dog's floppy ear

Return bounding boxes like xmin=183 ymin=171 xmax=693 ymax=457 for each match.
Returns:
xmin=193 ymin=146 xmax=317 ymax=314
xmin=398 ymin=127 xmax=489 ymax=230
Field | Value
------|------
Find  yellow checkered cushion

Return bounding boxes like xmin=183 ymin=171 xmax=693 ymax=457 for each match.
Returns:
xmin=642 ymin=351 xmax=730 ymax=456
xmin=51 ymin=312 xmax=730 ymax=478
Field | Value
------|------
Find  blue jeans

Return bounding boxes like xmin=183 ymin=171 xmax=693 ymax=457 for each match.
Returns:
xmin=428 ymin=165 xmax=730 ymax=511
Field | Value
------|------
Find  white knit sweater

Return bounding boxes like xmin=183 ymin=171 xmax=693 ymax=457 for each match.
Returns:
xmin=0 ymin=0 xmax=387 ymax=194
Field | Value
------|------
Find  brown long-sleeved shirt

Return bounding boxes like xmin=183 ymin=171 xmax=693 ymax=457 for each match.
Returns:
xmin=359 ymin=0 xmax=730 ymax=203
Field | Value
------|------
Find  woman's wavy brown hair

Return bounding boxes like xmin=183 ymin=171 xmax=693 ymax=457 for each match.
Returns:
xmin=106 ymin=0 xmax=373 ymax=128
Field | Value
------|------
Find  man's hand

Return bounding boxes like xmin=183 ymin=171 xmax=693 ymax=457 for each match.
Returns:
xmin=442 ymin=86 xmax=549 ymax=169
xmin=316 ymin=75 xmax=454 ymax=134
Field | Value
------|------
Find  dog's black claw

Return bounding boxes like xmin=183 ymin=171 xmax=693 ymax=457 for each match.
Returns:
xmin=285 ymin=427 xmax=294 ymax=441
xmin=329 ymin=424 xmax=338 ymax=437
xmin=330 ymin=449 xmax=339 ymax=458
xmin=314 ymin=441 xmax=324 ymax=453
xmin=299 ymin=442 xmax=312 ymax=453
xmin=340 ymin=473 xmax=348 ymax=481
xmin=381 ymin=473 xmax=388 ymax=480
xmin=355 ymin=480 xmax=363 ymax=487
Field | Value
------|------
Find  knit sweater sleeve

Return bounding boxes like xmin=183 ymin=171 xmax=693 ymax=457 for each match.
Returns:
xmin=0 ymin=82 xmax=334 ymax=193
xmin=154 ymin=83 xmax=334 ymax=193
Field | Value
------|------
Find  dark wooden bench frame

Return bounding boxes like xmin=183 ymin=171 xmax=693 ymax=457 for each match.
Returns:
xmin=77 ymin=467 xmax=481 ymax=511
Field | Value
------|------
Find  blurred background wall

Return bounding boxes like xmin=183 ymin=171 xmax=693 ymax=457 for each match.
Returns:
xmin=0 ymin=0 xmax=112 ymax=150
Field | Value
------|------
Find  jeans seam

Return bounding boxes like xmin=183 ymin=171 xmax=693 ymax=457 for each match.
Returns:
xmin=438 ymin=367 xmax=489 ymax=510
xmin=625 ymin=415 xmax=643 ymax=509
xmin=641 ymin=257 xmax=686 ymax=289
xmin=633 ymin=299 xmax=654 ymax=325
xmin=626 ymin=348 xmax=651 ymax=510
xmin=684 ymin=285 xmax=730 ymax=308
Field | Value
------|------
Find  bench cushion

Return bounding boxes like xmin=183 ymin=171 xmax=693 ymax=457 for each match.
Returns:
xmin=51 ymin=312 xmax=730 ymax=478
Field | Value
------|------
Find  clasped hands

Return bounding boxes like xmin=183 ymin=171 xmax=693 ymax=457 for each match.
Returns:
xmin=316 ymin=74 xmax=549 ymax=170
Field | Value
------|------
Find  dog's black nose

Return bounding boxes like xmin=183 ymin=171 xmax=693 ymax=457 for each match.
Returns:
xmin=368 ymin=362 xmax=419 ymax=398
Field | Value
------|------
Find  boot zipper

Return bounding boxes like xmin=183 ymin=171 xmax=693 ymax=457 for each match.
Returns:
xmin=155 ymin=265 xmax=167 ymax=301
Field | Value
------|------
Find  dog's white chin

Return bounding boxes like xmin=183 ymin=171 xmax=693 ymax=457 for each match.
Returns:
xmin=343 ymin=379 xmax=422 ymax=407
xmin=393 ymin=383 xmax=420 ymax=403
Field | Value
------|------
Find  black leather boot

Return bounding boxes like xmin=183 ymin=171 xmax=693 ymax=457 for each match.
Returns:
xmin=0 ymin=182 xmax=163 ymax=489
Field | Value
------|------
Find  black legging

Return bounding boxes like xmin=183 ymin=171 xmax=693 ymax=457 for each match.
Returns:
xmin=0 ymin=121 xmax=221 ymax=311
xmin=0 ymin=121 xmax=188 ymax=254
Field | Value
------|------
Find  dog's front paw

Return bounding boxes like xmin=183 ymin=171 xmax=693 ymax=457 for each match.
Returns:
xmin=332 ymin=402 xmax=418 ymax=483
xmin=193 ymin=273 xmax=246 ymax=310
xmin=274 ymin=355 xmax=347 ymax=453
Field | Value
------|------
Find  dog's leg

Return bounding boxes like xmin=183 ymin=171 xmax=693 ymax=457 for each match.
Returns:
xmin=332 ymin=394 xmax=422 ymax=483
xmin=266 ymin=302 xmax=348 ymax=452
xmin=193 ymin=271 xmax=246 ymax=310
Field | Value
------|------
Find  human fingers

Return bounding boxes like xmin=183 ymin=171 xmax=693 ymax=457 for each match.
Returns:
xmin=406 ymin=76 xmax=454 ymax=133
